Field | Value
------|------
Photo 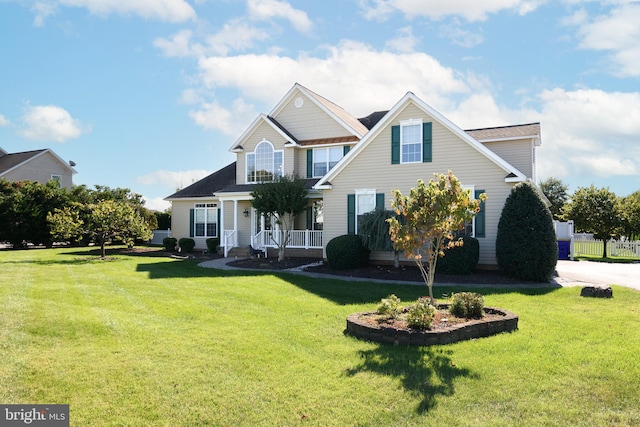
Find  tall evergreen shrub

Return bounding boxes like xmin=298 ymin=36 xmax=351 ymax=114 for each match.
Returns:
xmin=496 ymin=181 xmax=558 ymax=282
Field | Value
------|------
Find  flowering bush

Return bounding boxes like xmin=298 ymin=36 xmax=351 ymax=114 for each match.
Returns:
xmin=376 ymin=294 xmax=401 ymax=319
xmin=406 ymin=297 xmax=437 ymax=329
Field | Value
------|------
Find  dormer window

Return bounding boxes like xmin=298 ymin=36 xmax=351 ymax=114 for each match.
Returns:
xmin=246 ymin=140 xmax=283 ymax=183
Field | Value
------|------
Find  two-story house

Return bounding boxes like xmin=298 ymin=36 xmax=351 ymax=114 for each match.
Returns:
xmin=165 ymin=83 xmax=541 ymax=267
xmin=0 ymin=147 xmax=76 ymax=189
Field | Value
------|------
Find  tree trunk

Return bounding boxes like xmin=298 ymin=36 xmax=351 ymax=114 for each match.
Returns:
xmin=602 ymin=240 xmax=608 ymax=258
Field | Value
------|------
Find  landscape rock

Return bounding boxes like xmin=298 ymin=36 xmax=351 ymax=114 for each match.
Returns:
xmin=580 ymin=285 xmax=613 ymax=298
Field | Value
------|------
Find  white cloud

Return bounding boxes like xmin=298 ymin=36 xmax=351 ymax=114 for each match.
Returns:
xmin=19 ymin=105 xmax=90 ymax=142
xmin=137 ymin=169 xmax=212 ymax=191
xmin=154 ymin=29 xmax=202 ymax=58
xmin=32 ymin=2 xmax=58 ymax=27
xmin=189 ymin=98 xmax=257 ymax=136
xmin=385 ymin=26 xmax=419 ymax=53
xmin=571 ymin=3 xmax=640 ymax=77
xmin=247 ymin=0 xmax=313 ymax=33
xmin=438 ymin=19 xmax=484 ymax=47
xmin=0 ymin=114 xmax=10 ymax=127
xmin=195 ymin=39 xmax=470 ymax=117
xmin=36 ymin=0 xmax=196 ymax=24
xmin=142 ymin=196 xmax=171 ymax=212
xmin=359 ymin=0 xmax=542 ymax=22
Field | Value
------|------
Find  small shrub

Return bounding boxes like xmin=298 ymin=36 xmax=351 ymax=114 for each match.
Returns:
xmin=162 ymin=237 xmax=177 ymax=252
xmin=178 ymin=237 xmax=196 ymax=253
xmin=376 ymin=294 xmax=401 ymax=319
xmin=325 ymin=234 xmax=370 ymax=270
xmin=406 ymin=297 xmax=437 ymax=329
xmin=449 ymin=292 xmax=484 ymax=318
xmin=436 ymin=236 xmax=479 ymax=275
xmin=206 ymin=238 xmax=219 ymax=254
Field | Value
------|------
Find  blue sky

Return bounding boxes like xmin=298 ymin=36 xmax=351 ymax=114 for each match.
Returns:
xmin=1 ymin=0 xmax=639 ymax=211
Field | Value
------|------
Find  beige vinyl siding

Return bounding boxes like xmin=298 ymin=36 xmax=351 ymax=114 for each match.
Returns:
xmin=169 ymin=200 xmax=192 ymax=244
xmin=482 ymin=139 xmax=534 ymax=178
xmin=276 ymin=94 xmax=353 ymax=141
xmin=322 ymin=102 xmax=517 ymax=266
xmin=4 ymin=152 xmax=73 ymax=188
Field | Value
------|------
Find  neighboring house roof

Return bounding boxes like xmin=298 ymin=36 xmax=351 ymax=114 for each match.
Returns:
xmin=466 ymin=123 xmax=541 ymax=146
xmin=165 ymin=162 xmax=237 ymax=200
xmin=0 ymin=148 xmax=77 ymax=178
xmin=315 ymin=92 xmax=528 ymax=189
xmin=358 ymin=111 xmax=388 ymax=130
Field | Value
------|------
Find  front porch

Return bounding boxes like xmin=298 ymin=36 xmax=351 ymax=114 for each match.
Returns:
xmin=223 ymin=228 xmax=323 ymax=257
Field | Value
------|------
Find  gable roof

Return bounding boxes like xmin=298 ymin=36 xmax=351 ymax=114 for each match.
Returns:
xmin=230 ymin=114 xmax=298 ymax=152
xmin=165 ymin=162 xmax=236 ymax=200
xmin=270 ymin=83 xmax=370 ymax=139
xmin=315 ymin=92 xmax=528 ymax=189
xmin=0 ymin=148 xmax=77 ymax=177
xmin=466 ymin=123 xmax=541 ymax=146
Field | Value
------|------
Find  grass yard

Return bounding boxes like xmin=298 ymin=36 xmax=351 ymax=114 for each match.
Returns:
xmin=1 ymin=247 xmax=639 ymax=426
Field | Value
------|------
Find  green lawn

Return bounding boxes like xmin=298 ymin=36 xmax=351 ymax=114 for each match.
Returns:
xmin=1 ymin=247 xmax=639 ymax=426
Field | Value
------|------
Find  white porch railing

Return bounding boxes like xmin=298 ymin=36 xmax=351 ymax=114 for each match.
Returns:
xmin=223 ymin=229 xmax=238 ymax=257
xmin=572 ymin=238 xmax=640 ymax=259
xmin=253 ymin=230 xmax=323 ymax=249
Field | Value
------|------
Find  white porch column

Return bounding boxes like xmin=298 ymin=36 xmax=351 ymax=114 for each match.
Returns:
xmin=220 ymin=199 xmax=226 ymax=255
xmin=233 ymin=200 xmax=238 ymax=230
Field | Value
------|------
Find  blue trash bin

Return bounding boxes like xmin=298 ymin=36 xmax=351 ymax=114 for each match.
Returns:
xmin=558 ymin=241 xmax=570 ymax=260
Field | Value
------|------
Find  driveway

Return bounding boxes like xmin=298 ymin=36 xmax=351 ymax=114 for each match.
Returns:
xmin=555 ymin=260 xmax=640 ymax=291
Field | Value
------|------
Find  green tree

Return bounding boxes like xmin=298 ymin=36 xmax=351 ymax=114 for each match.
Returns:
xmin=496 ymin=181 xmax=558 ymax=282
xmin=0 ymin=179 xmax=69 ymax=248
xmin=48 ymin=199 xmax=153 ymax=258
xmin=250 ymin=175 xmax=308 ymax=261
xmin=539 ymin=177 xmax=569 ymax=220
xmin=358 ymin=208 xmax=401 ymax=268
xmin=564 ymin=185 xmax=623 ymax=258
xmin=387 ymin=172 xmax=485 ymax=304
xmin=621 ymin=191 xmax=640 ymax=240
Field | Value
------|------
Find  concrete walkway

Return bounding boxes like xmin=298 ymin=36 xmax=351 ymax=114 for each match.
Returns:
xmin=198 ymin=257 xmax=620 ymax=289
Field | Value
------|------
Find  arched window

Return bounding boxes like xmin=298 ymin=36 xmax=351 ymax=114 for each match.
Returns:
xmin=246 ymin=140 xmax=283 ymax=183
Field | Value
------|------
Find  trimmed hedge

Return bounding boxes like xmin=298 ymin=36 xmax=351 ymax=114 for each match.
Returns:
xmin=496 ymin=181 xmax=558 ymax=282
xmin=435 ymin=236 xmax=479 ymax=275
xmin=206 ymin=238 xmax=219 ymax=254
xmin=326 ymin=234 xmax=370 ymax=270
xmin=178 ymin=237 xmax=196 ymax=253
xmin=162 ymin=237 xmax=177 ymax=252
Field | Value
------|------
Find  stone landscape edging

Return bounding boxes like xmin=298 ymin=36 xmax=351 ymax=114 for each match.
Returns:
xmin=346 ymin=305 xmax=519 ymax=346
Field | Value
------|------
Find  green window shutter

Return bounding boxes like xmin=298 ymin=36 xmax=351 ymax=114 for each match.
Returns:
xmin=306 ymin=149 xmax=313 ymax=178
xmin=189 ymin=209 xmax=194 ymax=238
xmin=306 ymin=206 xmax=312 ymax=230
xmin=217 ymin=207 xmax=221 ymax=238
xmin=391 ymin=125 xmax=400 ymax=164
xmin=376 ymin=193 xmax=384 ymax=210
xmin=343 ymin=145 xmax=350 ymax=155
xmin=475 ymin=189 xmax=485 ymax=238
xmin=347 ymin=194 xmax=355 ymax=235
xmin=423 ymin=122 xmax=432 ymax=163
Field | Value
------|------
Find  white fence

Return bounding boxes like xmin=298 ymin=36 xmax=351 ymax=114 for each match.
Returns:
xmin=223 ymin=229 xmax=238 ymax=257
xmin=149 ymin=229 xmax=171 ymax=245
xmin=253 ymin=230 xmax=323 ymax=249
xmin=572 ymin=238 xmax=640 ymax=259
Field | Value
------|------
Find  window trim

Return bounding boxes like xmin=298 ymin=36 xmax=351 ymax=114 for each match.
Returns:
xmin=193 ymin=202 xmax=218 ymax=238
xmin=245 ymin=139 xmax=284 ymax=184
xmin=50 ymin=174 xmax=62 ymax=188
xmin=400 ymin=118 xmax=423 ymax=164
xmin=312 ymin=146 xmax=343 ymax=178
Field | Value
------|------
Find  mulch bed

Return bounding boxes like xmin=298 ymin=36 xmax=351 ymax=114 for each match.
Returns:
xmin=227 ymin=256 xmax=540 ymax=285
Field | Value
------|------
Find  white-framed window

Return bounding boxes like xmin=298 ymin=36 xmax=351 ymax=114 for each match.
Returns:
xmin=50 ymin=174 xmax=62 ymax=188
xmin=312 ymin=200 xmax=324 ymax=230
xmin=313 ymin=147 xmax=343 ymax=177
xmin=246 ymin=140 xmax=283 ymax=183
xmin=356 ymin=189 xmax=376 ymax=233
xmin=401 ymin=119 xmax=422 ymax=163
xmin=194 ymin=203 xmax=218 ymax=237
xmin=459 ymin=186 xmax=476 ymax=237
